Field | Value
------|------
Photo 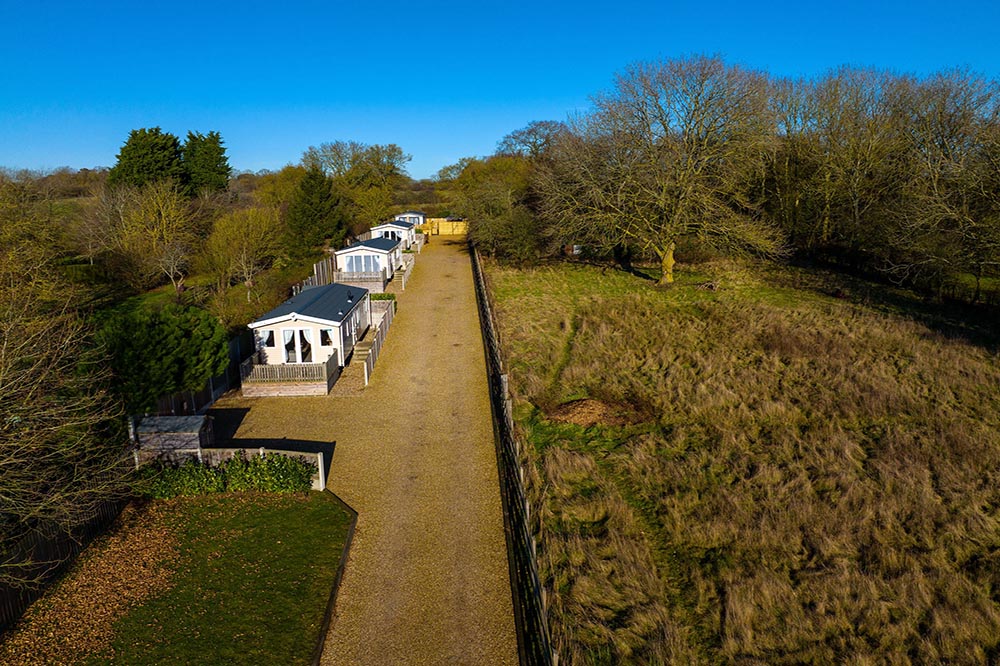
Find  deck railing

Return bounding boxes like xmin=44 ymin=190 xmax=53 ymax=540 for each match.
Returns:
xmin=240 ymin=351 xmax=339 ymax=383
xmin=363 ymin=300 xmax=395 ymax=386
xmin=396 ymin=255 xmax=415 ymax=290
xmin=332 ymin=270 xmax=384 ymax=282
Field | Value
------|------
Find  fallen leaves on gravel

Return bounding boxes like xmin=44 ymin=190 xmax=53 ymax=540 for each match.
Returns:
xmin=0 ymin=502 xmax=179 ymax=666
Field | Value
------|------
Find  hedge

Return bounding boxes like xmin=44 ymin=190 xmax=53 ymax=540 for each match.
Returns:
xmin=135 ymin=451 xmax=316 ymax=498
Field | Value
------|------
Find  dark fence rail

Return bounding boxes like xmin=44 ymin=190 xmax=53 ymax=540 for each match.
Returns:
xmin=363 ymin=300 xmax=395 ymax=386
xmin=0 ymin=460 xmax=132 ymax=632
xmin=153 ymin=331 xmax=253 ymax=416
xmin=469 ymin=243 xmax=555 ymax=666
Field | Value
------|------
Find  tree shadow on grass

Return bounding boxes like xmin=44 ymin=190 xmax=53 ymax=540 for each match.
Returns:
xmin=773 ymin=263 xmax=1000 ymax=354
xmin=442 ymin=237 xmax=471 ymax=251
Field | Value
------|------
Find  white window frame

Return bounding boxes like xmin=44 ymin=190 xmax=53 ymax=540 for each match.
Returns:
xmin=281 ymin=327 xmax=314 ymax=364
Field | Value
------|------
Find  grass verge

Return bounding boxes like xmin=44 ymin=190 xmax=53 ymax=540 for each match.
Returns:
xmin=0 ymin=492 xmax=352 ymax=666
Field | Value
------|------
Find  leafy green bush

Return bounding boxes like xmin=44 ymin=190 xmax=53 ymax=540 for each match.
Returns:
xmin=136 ymin=451 xmax=315 ymax=498
xmin=97 ymin=303 xmax=229 ymax=414
xmin=370 ymin=292 xmax=397 ymax=312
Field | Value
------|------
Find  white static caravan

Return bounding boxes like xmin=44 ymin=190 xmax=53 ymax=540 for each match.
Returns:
xmin=248 ymin=283 xmax=371 ymax=368
xmin=393 ymin=210 xmax=426 ymax=228
xmin=334 ymin=237 xmax=403 ymax=279
xmin=370 ymin=220 xmax=416 ymax=250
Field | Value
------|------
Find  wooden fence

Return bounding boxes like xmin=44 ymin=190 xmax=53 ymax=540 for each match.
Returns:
xmin=428 ymin=218 xmax=469 ymax=235
xmin=240 ymin=352 xmax=341 ymax=397
xmin=469 ymin=243 xmax=556 ymax=665
xmin=241 ymin=351 xmax=339 ymax=383
xmin=396 ymin=255 xmax=415 ymax=291
xmin=153 ymin=332 xmax=253 ymax=416
xmin=0 ymin=458 xmax=132 ymax=632
xmin=363 ymin=300 xmax=395 ymax=386
xmin=332 ymin=270 xmax=388 ymax=293
xmin=292 ymin=256 xmax=392 ymax=296
xmin=292 ymin=256 xmax=337 ymax=296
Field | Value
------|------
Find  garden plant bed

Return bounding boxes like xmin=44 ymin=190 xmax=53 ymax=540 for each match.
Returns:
xmin=0 ymin=492 xmax=352 ymax=666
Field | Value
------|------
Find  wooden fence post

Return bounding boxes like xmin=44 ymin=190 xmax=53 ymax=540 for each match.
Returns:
xmin=316 ymin=452 xmax=326 ymax=491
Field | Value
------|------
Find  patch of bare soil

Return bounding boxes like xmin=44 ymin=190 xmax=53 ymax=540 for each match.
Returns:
xmin=0 ymin=502 xmax=178 ymax=666
xmin=548 ymin=398 xmax=640 ymax=427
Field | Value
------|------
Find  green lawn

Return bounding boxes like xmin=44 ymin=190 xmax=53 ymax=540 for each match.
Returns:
xmin=488 ymin=257 xmax=1000 ymax=664
xmin=88 ymin=492 xmax=352 ymax=666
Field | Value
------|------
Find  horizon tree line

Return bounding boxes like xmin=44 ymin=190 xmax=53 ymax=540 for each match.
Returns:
xmin=446 ymin=55 xmax=1000 ymax=300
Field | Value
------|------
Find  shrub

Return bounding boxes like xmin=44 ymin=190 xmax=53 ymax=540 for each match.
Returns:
xmin=136 ymin=451 xmax=316 ymax=498
xmin=370 ymin=292 xmax=397 ymax=312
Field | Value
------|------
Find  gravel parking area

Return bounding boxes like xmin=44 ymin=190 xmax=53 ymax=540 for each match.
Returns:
xmin=214 ymin=237 xmax=517 ymax=665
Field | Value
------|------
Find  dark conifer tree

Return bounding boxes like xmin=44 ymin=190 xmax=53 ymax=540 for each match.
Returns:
xmin=182 ymin=130 xmax=231 ymax=195
xmin=107 ymin=127 xmax=186 ymax=189
xmin=284 ymin=166 xmax=345 ymax=258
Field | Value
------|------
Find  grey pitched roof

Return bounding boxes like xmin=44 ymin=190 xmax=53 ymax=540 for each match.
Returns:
xmin=137 ymin=415 xmax=209 ymax=435
xmin=397 ymin=210 xmax=426 ymax=216
xmin=336 ymin=237 xmax=400 ymax=253
xmin=251 ymin=283 xmax=368 ymax=327
xmin=375 ymin=220 xmax=415 ymax=229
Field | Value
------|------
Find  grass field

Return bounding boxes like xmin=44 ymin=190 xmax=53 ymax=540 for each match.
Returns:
xmin=0 ymin=492 xmax=352 ymax=666
xmin=487 ymin=258 xmax=1000 ymax=664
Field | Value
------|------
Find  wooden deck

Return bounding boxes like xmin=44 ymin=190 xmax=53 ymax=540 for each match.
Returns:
xmin=240 ymin=352 xmax=341 ymax=397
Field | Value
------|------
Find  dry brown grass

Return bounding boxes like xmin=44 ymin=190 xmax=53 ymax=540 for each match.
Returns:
xmin=491 ymin=260 xmax=1000 ymax=664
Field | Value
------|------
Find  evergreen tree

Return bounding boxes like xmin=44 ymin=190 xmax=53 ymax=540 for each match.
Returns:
xmin=107 ymin=127 xmax=186 ymax=189
xmin=182 ymin=130 xmax=231 ymax=195
xmin=284 ymin=166 xmax=345 ymax=258
xmin=98 ymin=304 xmax=229 ymax=414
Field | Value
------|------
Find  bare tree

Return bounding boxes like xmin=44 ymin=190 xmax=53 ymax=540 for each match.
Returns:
xmin=72 ymin=185 xmax=130 ymax=265
xmin=301 ymin=140 xmax=368 ymax=178
xmin=203 ymin=206 xmax=281 ymax=300
xmin=105 ymin=181 xmax=196 ymax=292
xmin=0 ymin=192 xmax=128 ymax=589
xmin=762 ymin=77 xmax=822 ymax=246
xmin=538 ymin=56 xmax=784 ymax=284
xmin=497 ymin=120 xmax=567 ymax=160
xmin=887 ymin=71 xmax=1000 ymax=297
xmin=806 ymin=67 xmax=911 ymax=253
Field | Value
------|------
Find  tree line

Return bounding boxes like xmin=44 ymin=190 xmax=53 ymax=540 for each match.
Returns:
xmin=0 ymin=130 xmax=418 ymax=590
xmin=446 ymin=56 xmax=1000 ymax=299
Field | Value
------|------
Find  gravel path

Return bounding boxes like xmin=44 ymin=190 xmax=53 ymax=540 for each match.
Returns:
xmin=214 ymin=238 xmax=517 ymax=665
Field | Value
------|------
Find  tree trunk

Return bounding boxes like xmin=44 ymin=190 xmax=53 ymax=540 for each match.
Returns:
xmin=613 ymin=243 xmax=633 ymax=272
xmin=821 ymin=171 xmax=831 ymax=245
xmin=658 ymin=242 xmax=676 ymax=285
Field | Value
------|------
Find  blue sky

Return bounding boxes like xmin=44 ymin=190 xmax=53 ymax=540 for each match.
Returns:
xmin=2 ymin=0 xmax=999 ymax=179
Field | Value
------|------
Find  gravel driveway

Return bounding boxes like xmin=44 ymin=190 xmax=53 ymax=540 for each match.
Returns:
xmin=214 ymin=237 xmax=517 ymax=665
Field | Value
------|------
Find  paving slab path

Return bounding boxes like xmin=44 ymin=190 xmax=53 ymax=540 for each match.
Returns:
xmin=213 ymin=237 xmax=518 ymax=665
